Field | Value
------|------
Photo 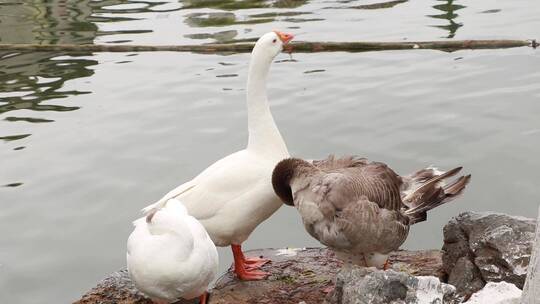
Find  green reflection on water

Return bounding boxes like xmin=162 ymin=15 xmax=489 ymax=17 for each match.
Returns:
xmin=0 ymin=1 xmax=105 ymax=145
xmin=180 ymin=0 xmax=308 ymax=10
xmin=350 ymin=0 xmax=408 ymax=10
xmin=0 ymin=52 xmax=95 ymax=115
xmin=185 ymin=12 xmax=274 ymax=27
xmin=2 ymin=182 xmax=23 ymax=187
xmin=181 ymin=0 xmax=268 ymax=10
xmin=272 ymin=0 xmax=309 ymax=8
xmin=4 ymin=116 xmax=54 ymax=123
xmin=323 ymin=0 xmax=408 ymax=10
xmin=429 ymin=0 xmax=465 ymax=38
xmin=249 ymin=11 xmax=311 ymax=18
xmin=0 ymin=133 xmax=31 ymax=142
xmin=184 ymin=30 xmax=239 ymax=42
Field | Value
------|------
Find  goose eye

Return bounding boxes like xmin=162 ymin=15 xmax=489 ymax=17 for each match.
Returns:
xmin=272 ymin=39 xmax=277 ymax=43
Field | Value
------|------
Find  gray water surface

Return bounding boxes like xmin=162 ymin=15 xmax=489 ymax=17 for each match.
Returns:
xmin=1 ymin=0 xmax=540 ymax=303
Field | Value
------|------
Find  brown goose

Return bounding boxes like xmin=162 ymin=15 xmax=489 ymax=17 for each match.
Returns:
xmin=272 ymin=155 xmax=470 ymax=267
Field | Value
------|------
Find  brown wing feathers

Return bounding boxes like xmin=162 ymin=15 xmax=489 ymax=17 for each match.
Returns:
xmin=272 ymin=156 xmax=471 ymax=227
xmin=312 ymin=155 xmax=368 ymax=170
xmin=272 ymin=155 xmax=369 ymax=206
xmin=272 ymin=156 xmax=404 ymax=211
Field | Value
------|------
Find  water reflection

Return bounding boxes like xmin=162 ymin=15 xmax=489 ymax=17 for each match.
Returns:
xmin=185 ymin=12 xmax=273 ymax=27
xmin=0 ymin=1 xmax=96 ymax=45
xmin=0 ymin=53 xmax=95 ymax=116
xmin=273 ymin=0 xmax=309 ymax=8
xmin=0 ymin=133 xmax=31 ymax=142
xmin=304 ymin=69 xmax=325 ymax=74
xmin=180 ymin=0 xmax=308 ymax=10
xmin=0 ymin=0 xmax=173 ymax=146
xmin=181 ymin=0 xmax=267 ymax=10
xmin=184 ymin=30 xmax=239 ymax=42
xmin=184 ymin=10 xmax=317 ymax=30
xmin=429 ymin=0 xmax=465 ymax=38
xmin=325 ymin=0 xmax=408 ymax=10
xmin=480 ymin=9 xmax=501 ymax=14
xmin=0 ymin=1 xmax=101 ymax=146
xmin=92 ymin=1 xmax=182 ymax=14
xmin=0 ymin=1 xmax=97 ymax=150
xmin=2 ymin=182 xmax=23 ymax=187
xmin=182 ymin=1 xmax=314 ymax=43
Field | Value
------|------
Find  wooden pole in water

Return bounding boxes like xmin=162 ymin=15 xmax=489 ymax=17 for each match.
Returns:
xmin=521 ymin=205 xmax=540 ymax=303
xmin=0 ymin=39 xmax=536 ymax=54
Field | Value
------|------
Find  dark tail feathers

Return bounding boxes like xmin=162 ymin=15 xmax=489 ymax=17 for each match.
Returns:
xmin=402 ymin=166 xmax=471 ymax=224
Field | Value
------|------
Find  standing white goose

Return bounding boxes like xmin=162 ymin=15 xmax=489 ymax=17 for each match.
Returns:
xmin=127 ymin=199 xmax=218 ymax=304
xmin=142 ymin=31 xmax=294 ymax=280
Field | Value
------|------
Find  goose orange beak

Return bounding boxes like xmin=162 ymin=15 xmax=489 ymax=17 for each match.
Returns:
xmin=274 ymin=31 xmax=294 ymax=44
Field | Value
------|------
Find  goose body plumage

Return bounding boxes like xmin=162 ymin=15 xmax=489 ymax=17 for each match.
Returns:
xmin=272 ymin=156 xmax=471 ymax=267
xmin=127 ymin=200 xmax=218 ymax=302
xmin=148 ymin=149 xmax=286 ymax=246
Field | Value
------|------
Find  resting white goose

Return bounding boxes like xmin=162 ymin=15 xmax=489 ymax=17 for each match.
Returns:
xmin=142 ymin=31 xmax=294 ymax=280
xmin=127 ymin=199 xmax=218 ymax=304
xmin=272 ymin=155 xmax=471 ymax=268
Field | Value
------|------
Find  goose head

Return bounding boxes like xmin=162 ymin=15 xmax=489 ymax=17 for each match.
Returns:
xmin=251 ymin=31 xmax=294 ymax=62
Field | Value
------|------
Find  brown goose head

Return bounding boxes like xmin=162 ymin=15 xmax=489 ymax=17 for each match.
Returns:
xmin=271 ymin=158 xmax=312 ymax=206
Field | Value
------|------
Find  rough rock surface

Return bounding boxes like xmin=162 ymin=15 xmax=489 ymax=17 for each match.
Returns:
xmin=74 ymin=269 xmax=195 ymax=304
xmin=463 ymin=281 xmax=522 ymax=304
xmin=521 ymin=206 xmax=540 ymax=303
xmin=327 ymin=267 xmax=459 ymax=304
xmin=442 ymin=212 xmax=535 ymax=299
xmin=75 ymin=248 xmax=443 ymax=304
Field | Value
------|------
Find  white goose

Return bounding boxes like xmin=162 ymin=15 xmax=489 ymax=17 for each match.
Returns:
xmin=142 ymin=31 xmax=294 ymax=280
xmin=127 ymin=199 xmax=218 ymax=304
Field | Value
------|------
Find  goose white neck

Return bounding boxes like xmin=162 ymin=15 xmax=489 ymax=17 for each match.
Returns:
xmin=245 ymin=49 xmax=288 ymax=157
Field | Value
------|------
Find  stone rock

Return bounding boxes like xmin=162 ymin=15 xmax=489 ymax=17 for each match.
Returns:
xmin=328 ymin=267 xmax=459 ymax=304
xmin=521 ymin=205 xmax=540 ymax=304
xmin=74 ymin=269 xmax=195 ymax=304
xmin=388 ymin=249 xmax=445 ymax=280
xmin=446 ymin=257 xmax=484 ymax=300
xmin=464 ymin=282 xmax=522 ymax=304
xmin=75 ymin=248 xmax=444 ymax=304
xmin=442 ymin=212 xmax=535 ymax=299
xmin=209 ymin=247 xmax=340 ymax=304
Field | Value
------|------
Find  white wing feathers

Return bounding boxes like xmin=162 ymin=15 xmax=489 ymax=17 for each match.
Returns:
xmin=141 ymin=182 xmax=195 ymax=215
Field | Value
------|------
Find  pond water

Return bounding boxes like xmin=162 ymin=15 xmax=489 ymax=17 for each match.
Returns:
xmin=1 ymin=0 xmax=539 ymax=303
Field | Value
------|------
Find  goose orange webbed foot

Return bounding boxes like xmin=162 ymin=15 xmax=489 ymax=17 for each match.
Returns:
xmin=244 ymin=256 xmax=270 ymax=269
xmin=235 ymin=267 xmax=269 ymax=280
xmin=231 ymin=244 xmax=270 ymax=280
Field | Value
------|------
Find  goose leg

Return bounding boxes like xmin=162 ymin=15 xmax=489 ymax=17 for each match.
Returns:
xmin=233 ymin=244 xmax=270 ymax=269
xmin=231 ymin=244 xmax=269 ymax=280
xmin=383 ymin=259 xmax=391 ymax=270
xmin=199 ymin=292 xmax=208 ymax=304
